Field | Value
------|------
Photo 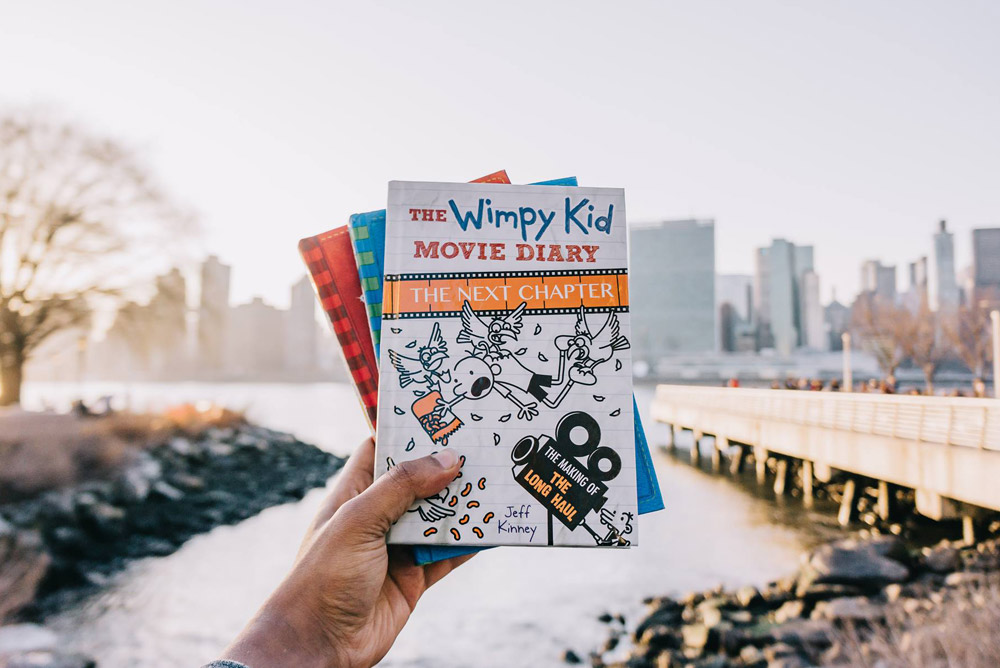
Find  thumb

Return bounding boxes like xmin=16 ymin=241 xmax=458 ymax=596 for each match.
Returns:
xmin=348 ymin=449 xmax=461 ymax=537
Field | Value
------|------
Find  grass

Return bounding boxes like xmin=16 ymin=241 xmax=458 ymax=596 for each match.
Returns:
xmin=0 ymin=405 xmax=245 ymax=504
xmin=834 ymin=575 xmax=1000 ymax=667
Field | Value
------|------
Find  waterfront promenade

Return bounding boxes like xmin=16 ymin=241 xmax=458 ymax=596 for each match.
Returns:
xmin=652 ymin=385 xmax=1000 ymax=535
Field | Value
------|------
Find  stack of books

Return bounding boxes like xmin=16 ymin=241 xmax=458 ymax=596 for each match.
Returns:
xmin=300 ymin=171 xmax=662 ymax=562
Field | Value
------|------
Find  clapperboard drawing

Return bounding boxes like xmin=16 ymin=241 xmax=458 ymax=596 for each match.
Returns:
xmin=375 ymin=181 xmax=638 ymax=548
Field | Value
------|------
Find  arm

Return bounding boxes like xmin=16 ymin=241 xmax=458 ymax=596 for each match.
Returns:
xmin=212 ymin=440 xmax=470 ymax=668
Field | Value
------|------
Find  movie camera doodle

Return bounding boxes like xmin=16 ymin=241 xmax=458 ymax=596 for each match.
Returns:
xmin=510 ymin=411 xmax=633 ymax=546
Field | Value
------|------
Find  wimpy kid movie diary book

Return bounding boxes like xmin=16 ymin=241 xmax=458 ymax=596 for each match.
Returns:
xmin=375 ymin=181 xmax=637 ymax=548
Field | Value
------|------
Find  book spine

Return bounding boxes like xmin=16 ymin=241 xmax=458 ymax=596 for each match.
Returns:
xmin=299 ymin=233 xmax=379 ymax=429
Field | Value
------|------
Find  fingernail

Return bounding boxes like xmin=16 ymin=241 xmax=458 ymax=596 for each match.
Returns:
xmin=432 ymin=449 xmax=459 ymax=469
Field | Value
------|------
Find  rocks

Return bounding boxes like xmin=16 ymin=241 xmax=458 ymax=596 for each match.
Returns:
xmin=0 ymin=422 xmax=344 ymax=617
xmin=736 ymin=586 xmax=763 ymax=609
xmin=811 ymin=596 xmax=885 ymax=622
xmin=768 ymin=619 xmax=834 ymax=647
xmin=561 ymin=649 xmax=582 ymax=664
xmin=796 ymin=536 xmax=909 ymax=593
xmin=944 ymin=571 xmax=986 ymax=587
xmin=773 ymin=600 xmax=805 ymax=623
xmin=924 ymin=543 xmax=960 ymax=573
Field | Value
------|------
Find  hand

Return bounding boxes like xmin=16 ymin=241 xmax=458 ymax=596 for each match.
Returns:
xmin=517 ymin=401 xmax=539 ymax=421
xmin=217 ymin=439 xmax=471 ymax=668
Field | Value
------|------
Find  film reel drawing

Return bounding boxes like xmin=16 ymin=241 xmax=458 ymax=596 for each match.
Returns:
xmin=510 ymin=411 xmax=627 ymax=546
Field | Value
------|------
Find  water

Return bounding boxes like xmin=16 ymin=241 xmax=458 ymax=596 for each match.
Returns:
xmin=21 ymin=382 xmax=829 ymax=667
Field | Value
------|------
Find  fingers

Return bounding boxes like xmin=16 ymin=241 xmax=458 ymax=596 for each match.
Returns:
xmin=344 ymin=449 xmax=461 ymax=538
xmin=304 ymin=438 xmax=376 ymax=540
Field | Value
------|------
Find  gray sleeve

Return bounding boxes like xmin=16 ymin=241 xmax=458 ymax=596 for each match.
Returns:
xmin=203 ymin=662 xmax=251 ymax=668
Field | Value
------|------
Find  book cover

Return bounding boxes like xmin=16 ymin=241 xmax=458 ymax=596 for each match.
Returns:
xmin=298 ymin=228 xmax=379 ymax=430
xmin=376 ymin=181 xmax=637 ymax=547
xmin=349 ymin=170 xmax=510 ymax=355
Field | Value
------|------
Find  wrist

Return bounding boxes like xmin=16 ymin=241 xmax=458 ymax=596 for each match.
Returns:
xmin=220 ymin=592 xmax=340 ymax=668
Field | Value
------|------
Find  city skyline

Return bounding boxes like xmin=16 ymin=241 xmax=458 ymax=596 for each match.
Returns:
xmin=1 ymin=2 xmax=998 ymax=310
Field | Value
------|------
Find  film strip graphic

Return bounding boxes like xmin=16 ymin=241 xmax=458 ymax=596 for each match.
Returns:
xmin=383 ymin=268 xmax=628 ymax=320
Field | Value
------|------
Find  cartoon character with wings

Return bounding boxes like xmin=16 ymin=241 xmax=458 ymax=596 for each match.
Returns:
xmin=387 ymin=322 xmax=450 ymax=393
xmin=554 ymin=307 xmax=631 ymax=386
xmin=457 ymin=301 xmax=526 ymax=359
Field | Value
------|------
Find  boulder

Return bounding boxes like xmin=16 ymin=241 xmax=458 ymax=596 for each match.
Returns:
xmin=811 ymin=596 xmax=885 ymax=622
xmin=773 ymin=600 xmax=805 ymax=624
xmin=114 ymin=453 xmax=163 ymax=503
xmin=944 ymin=571 xmax=986 ymax=587
xmin=736 ymin=585 xmax=764 ymax=608
xmin=561 ymin=649 xmax=582 ymax=664
xmin=796 ymin=537 xmax=909 ymax=593
xmin=769 ymin=619 xmax=834 ymax=647
xmin=924 ymin=544 xmax=960 ymax=573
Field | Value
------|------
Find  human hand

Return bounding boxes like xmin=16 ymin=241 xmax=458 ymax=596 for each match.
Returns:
xmin=217 ymin=438 xmax=471 ymax=668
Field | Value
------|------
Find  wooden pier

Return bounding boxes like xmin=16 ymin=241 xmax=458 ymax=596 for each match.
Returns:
xmin=651 ymin=385 xmax=1000 ymax=537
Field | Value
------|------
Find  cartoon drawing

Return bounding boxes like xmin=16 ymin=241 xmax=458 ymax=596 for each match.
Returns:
xmin=457 ymin=301 xmax=526 ymax=358
xmin=388 ymin=301 xmax=630 ymax=442
xmin=388 ymin=322 xmax=450 ymax=393
xmin=589 ymin=507 xmax=634 ymax=546
xmin=555 ymin=307 xmax=631 ymax=386
xmin=509 ymin=411 xmax=626 ymax=546
xmin=434 ymin=349 xmax=540 ymax=420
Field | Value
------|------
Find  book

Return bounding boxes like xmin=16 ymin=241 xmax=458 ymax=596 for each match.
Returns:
xmin=349 ymin=170 xmax=510 ymax=356
xmin=298 ymin=228 xmax=379 ymax=430
xmin=344 ymin=174 xmax=661 ymax=562
xmin=376 ymin=181 xmax=637 ymax=547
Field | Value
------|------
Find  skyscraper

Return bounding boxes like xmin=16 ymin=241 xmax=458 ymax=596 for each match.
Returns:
xmin=904 ymin=256 xmax=929 ymax=312
xmin=932 ymin=220 xmax=960 ymax=311
xmin=972 ymin=228 xmax=1000 ymax=305
xmin=198 ymin=255 xmax=232 ymax=374
xmin=800 ymin=270 xmax=827 ymax=351
xmin=754 ymin=239 xmax=814 ymax=356
xmin=286 ymin=275 xmax=318 ymax=374
xmin=629 ymin=219 xmax=716 ymax=359
xmin=229 ymin=297 xmax=286 ymax=377
xmin=717 ymin=274 xmax=753 ymax=353
xmin=860 ymin=260 xmax=897 ymax=303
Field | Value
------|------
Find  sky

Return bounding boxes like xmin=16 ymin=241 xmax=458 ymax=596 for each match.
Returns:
xmin=1 ymin=0 xmax=998 ymax=308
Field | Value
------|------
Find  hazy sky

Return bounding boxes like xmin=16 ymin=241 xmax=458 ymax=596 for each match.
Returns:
xmin=2 ymin=1 xmax=998 ymax=308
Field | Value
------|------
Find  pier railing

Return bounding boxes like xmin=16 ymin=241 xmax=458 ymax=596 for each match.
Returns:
xmin=653 ymin=385 xmax=999 ymax=451
xmin=651 ymin=384 xmax=1000 ymax=521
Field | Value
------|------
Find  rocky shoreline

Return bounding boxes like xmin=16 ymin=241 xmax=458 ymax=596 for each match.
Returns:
xmin=574 ymin=531 xmax=1000 ymax=668
xmin=0 ymin=419 xmax=343 ymax=668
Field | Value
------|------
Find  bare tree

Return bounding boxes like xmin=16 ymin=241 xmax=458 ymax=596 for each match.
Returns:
xmin=0 ymin=111 xmax=189 ymax=405
xmin=851 ymin=294 xmax=907 ymax=380
xmin=943 ymin=301 xmax=995 ymax=390
xmin=898 ymin=297 xmax=948 ymax=394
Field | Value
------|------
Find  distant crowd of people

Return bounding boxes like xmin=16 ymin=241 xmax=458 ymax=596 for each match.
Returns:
xmin=723 ymin=376 xmax=989 ymax=397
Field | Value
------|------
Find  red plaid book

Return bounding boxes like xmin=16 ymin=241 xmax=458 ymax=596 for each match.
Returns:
xmin=299 ymin=227 xmax=379 ymax=430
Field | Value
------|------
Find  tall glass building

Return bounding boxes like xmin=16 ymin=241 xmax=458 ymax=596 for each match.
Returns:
xmin=629 ymin=219 xmax=716 ymax=360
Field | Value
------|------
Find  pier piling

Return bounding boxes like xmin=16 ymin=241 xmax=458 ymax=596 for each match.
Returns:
xmin=754 ymin=446 xmax=768 ymax=486
xmin=838 ymin=479 xmax=857 ymax=527
xmin=802 ymin=461 xmax=814 ymax=508
xmin=729 ymin=444 xmax=745 ymax=476
xmin=773 ymin=459 xmax=788 ymax=496
xmin=691 ymin=430 xmax=703 ymax=466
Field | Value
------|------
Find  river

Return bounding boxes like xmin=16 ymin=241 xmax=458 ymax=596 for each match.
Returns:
xmin=21 ymin=381 xmax=836 ymax=668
